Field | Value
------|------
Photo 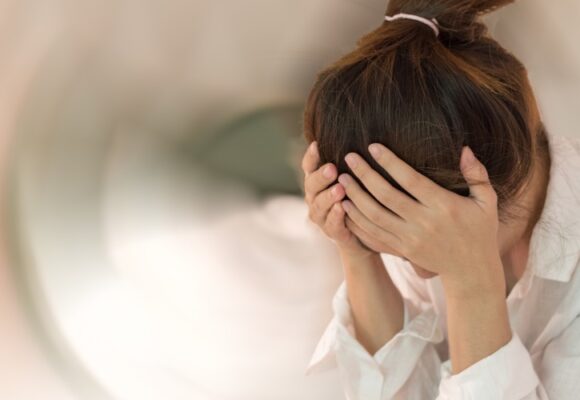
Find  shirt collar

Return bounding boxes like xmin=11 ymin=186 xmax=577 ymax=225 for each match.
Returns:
xmin=527 ymin=130 xmax=580 ymax=282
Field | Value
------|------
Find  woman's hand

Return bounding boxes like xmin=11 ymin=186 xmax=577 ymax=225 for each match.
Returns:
xmin=338 ymin=144 xmax=505 ymax=297
xmin=301 ymin=141 xmax=378 ymax=260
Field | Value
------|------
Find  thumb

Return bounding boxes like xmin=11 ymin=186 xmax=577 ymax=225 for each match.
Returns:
xmin=460 ymin=146 xmax=495 ymax=203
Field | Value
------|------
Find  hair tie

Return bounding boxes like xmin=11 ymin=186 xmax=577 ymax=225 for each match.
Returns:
xmin=385 ymin=13 xmax=440 ymax=37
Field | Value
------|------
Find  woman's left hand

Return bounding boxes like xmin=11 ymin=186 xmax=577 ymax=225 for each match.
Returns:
xmin=338 ymin=143 xmax=505 ymax=298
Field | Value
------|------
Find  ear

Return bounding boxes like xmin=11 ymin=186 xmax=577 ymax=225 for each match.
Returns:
xmin=460 ymin=146 xmax=496 ymax=204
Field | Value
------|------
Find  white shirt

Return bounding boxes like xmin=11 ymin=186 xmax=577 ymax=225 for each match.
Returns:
xmin=305 ymin=131 xmax=580 ymax=399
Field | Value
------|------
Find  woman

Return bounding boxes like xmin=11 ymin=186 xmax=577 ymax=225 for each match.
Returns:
xmin=301 ymin=0 xmax=580 ymax=399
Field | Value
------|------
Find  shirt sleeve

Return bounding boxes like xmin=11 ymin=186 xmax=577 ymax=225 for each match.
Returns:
xmin=438 ymin=311 xmax=580 ymax=399
xmin=437 ymin=330 xmax=542 ymax=399
xmin=306 ymin=254 xmax=580 ymax=399
xmin=305 ymin=276 xmax=446 ymax=400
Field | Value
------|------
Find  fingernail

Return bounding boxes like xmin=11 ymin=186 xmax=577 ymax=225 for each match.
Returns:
xmin=368 ymin=143 xmax=381 ymax=158
xmin=332 ymin=185 xmax=340 ymax=196
xmin=310 ymin=141 xmax=318 ymax=155
xmin=467 ymin=146 xmax=476 ymax=162
xmin=345 ymin=153 xmax=358 ymax=168
xmin=323 ymin=165 xmax=334 ymax=178
xmin=342 ymin=200 xmax=351 ymax=212
xmin=338 ymin=174 xmax=350 ymax=187
xmin=463 ymin=146 xmax=475 ymax=166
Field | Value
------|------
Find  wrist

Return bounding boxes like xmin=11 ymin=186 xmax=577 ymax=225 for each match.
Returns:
xmin=441 ymin=257 xmax=506 ymax=300
xmin=338 ymin=247 xmax=379 ymax=264
xmin=336 ymin=235 xmax=380 ymax=261
xmin=444 ymin=280 xmax=512 ymax=374
xmin=339 ymin=250 xmax=385 ymax=276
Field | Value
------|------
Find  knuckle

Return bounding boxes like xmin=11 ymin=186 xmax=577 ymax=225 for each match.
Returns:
xmin=312 ymin=199 xmax=323 ymax=216
xmin=439 ymin=202 xmax=457 ymax=219
xmin=376 ymin=182 xmax=399 ymax=205
xmin=369 ymin=209 xmax=385 ymax=227
xmin=357 ymin=168 xmax=370 ymax=182
xmin=309 ymin=204 xmax=322 ymax=223
xmin=375 ymin=185 xmax=393 ymax=203
xmin=403 ymin=171 xmax=421 ymax=188
xmin=327 ymin=203 xmax=340 ymax=220
xmin=420 ymin=220 xmax=437 ymax=236
xmin=402 ymin=234 xmax=421 ymax=255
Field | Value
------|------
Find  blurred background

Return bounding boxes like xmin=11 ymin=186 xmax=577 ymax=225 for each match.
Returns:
xmin=0 ymin=0 xmax=579 ymax=399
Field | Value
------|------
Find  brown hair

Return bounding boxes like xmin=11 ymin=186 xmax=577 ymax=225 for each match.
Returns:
xmin=302 ymin=0 xmax=550 ymax=223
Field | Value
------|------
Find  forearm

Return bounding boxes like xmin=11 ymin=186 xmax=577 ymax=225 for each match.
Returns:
xmin=339 ymin=250 xmax=404 ymax=356
xmin=442 ymin=260 xmax=512 ymax=375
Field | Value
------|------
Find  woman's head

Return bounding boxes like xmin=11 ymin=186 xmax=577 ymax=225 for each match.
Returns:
xmin=302 ymin=0 xmax=549 ymax=229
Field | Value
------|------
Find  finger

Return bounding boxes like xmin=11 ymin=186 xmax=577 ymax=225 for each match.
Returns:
xmin=302 ymin=141 xmax=319 ymax=177
xmin=304 ymin=162 xmax=337 ymax=203
xmin=459 ymin=146 xmax=497 ymax=205
xmin=337 ymin=173 xmax=407 ymax=232
xmin=344 ymin=215 xmax=390 ymax=252
xmin=343 ymin=153 xmax=421 ymax=220
xmin=324 ymin=202 xmax=352 ymax=243
xmin=310 ymin=183 xmax=345 ymax=225
xmin=366 ymin=143 xmax=446 ymax=207
xmin=341 ymin=199 xmax=402 ymax=250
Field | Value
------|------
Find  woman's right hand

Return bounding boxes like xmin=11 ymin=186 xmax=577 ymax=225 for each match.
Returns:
xmin=302 ymin=141 xmax=378 ymax=260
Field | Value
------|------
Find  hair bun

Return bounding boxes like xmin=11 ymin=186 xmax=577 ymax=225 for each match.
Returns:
xmin=386 ymin=0 xmax=515 ymax=43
